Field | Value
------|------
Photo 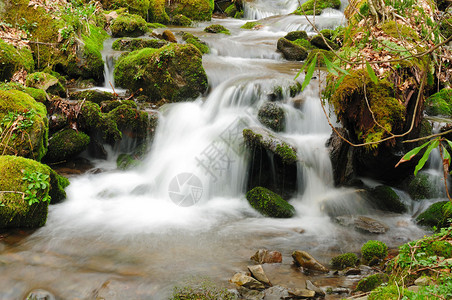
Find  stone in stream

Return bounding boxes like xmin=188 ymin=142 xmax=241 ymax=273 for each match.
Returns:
xmin=335 ymin=216 xmax=389 ymax=234
xmin=247 ymin=265 xmax=271 ymax=286
xmin=263 ymin=285 xmax=290 ymax=299
xmin=288 ymin=288 xmax=316 ymax=298
xmin=250 ymin=249 xmax=282 ymax=264
xmin=276 ymin=38 xmax=308 ymax=61
xmin=230 ymin=272 xmax=266 ymax=290
xmin=257 ymin=102 xmax=286 ymax=132
xmin=292 ymin=250 xmax=329 ymax=273
xmin=306 ymin=280 xmax=325 ymax=296
xmin=237 ymin=286 xmax=264 ymax=300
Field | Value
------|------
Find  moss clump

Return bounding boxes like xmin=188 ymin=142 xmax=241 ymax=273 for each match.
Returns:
xmin=44 ymin=129 xmax=90 ymax=163
xmin=111 ymin=13 xmax=149 ymax=37
xmin=355 ymin=273 xmax=389 ymax=292
xmin=112 ymin=38 xmax=168 ymax=51
xmin=440 ymin=18 xmax=452 ymax=39
xmin=241 ymin=21 xmax=261 ymax=29
xmin=204 ymin=24 xmax=230 ymax=34
xmin=246 ymin=187 xmax=295 ymax=218
xmin=100 ymin=100 xmax=137 ymax=113
xmin=310 ymin=34 xmax=340 ymax=50
xmin=258 ymin=102 xmax=286 ymax=132
xmin=0 ymin=82 xmax=47 ymax=104
xmin=294 ymin=0 xmax=341 ymax=15
xmin=425 ymin=88 xmax=452 ymax=116
xmin=416 ymin=201 xmax=452 ymax=230
xmin=0 ymin=156 xmax=50 ymax=228
xmin=330 ymin=253 xmax=359 ymax=270
xmin=48 ymin=169 xmax=69 ymax=204
xmin=292 ymin=38 xmax=316 ymax=50
xmin=224 ymin=4 xmax=238 ymax=17
xmin=171 ymin=14 xmax=192 ymax=26
xmin=277 ymin=38 xmax=308 ymax=61
xmin=361 ymin=240 xmax=388 ymax=262
xmin=284 ymin=31 xmax=308 ymax=41
xmin=107 ymin=104 xmax=150 ymax=140
xmin=70 ymin=90 xmax=116 ymax=104
xmin=275 ymin=144 xmax=297 ymax=164
xmin=408 ymin=173 xmax=440 ymax=200
xmin=25 ymin=72 xmax=65 ymax=97
xmin=381 ymin=20 xmax=419 ymax=42
xmin=305 ymin=49 xmax=335 ymax=67
xmin=182 ymin=33 xmax=209 ymax=54
xmin=104 ymin=0 xmax=151 ymax=19
xmin=171 ymin=277 xmax=237 ymax=300
xmin=117 ymin=153 xmax=140 ymax=170
xmin=370 ymin=185 xmax=407 ymax=213
xmin=149 ymin=0 xmax=170 ymax=23
xmin=167 ymin=0 xmax=214 ymax=21
xmin=0 ymin=90 xmax=48 ymax=161
xmin=114 ymin=43 xmax=208 ymax=102
xmin=0 ymin=39 xmax=34 ymax=81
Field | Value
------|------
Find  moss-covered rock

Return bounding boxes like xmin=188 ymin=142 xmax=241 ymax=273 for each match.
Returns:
xmin=408 ymin=173 xmax=441 ymax=200
xmin=361 ymin=240 xmax=388 ymax=262
xmin=26 ymin=72 xmax=66 ymax=97
xmin=100 ymin=99 xmax=137 ymax=113
xmin=149 ymin=0 xmax=170 ymax=23
xmin=310 ymin=34 xmax=340 ymax=50
xmin=171 ymin=14 xmax=192 ymax=26
xmin=0 ymin=156 xmax=50 ymax=228
xmin=241 ymin=21 xmax=262 ymax=29
xmin=277 ymin=38 xmax=308 ymax=61
xmin=114 ymin=43 xmax=208 ymax=102
xmin=224 ymin=4 xmax=238 ymax=17
xmin=416 ymin=201 xmax=452 ymax=230
xmin=246 ymin=186 xmax=295 ymax=218
xmin=48 ymin=169 xmax=69 ymax=204
xmin=355 ymin=273 xmax=389 ymax=292
xmin=294 ymin=0 xmax=341 ymax=15
xmin=112 ymin=38 xmax=168 ymax=51
xmin=381 ymin=20 xmax=419 ymax=42
xmin=44 ymin=129 xmax=90 ymax=163
xmin=111 ymin=13 xmax=149 ymax=37
xmin=166 ymin=0 xmax=214 ymax=21
xmin=103 ymin=0 xmax=151 ymax=19
xmin=258 ymin=102 xmax=286 ymax=132
xmin=369 ymin=185 xmax=407 ymax=213
xmin=0 ymin=39 xmax=34 ymax=81
xmin=204 ymin=24 xmax=230 ymax=34
xmin=284 ymin=31 xmax=308 ymax=41
xmin=182 ymin=33 xmax=209 ymax=54
xmin=0 ymin=90 xmax=48 ymax=161
xmin=117 ymin=153 xmax=140 ymax=170
xmin=107 ymin=104 xmax=150 ymax=140
xmin=440 ymin=18 xmax=452 ymax=39
xmin=425 ymin=88 xmax=452 ymax=116
xmin=330 ymin=253 xmax=359 ymax=270
xmin=292 ymin=38 xmax=316 ymax=50
xmin=305 ymin=49 xmax=335 ymax=67
xmin=0 ymin=82 xmax=47 ymax=104
xmin=70 ymin=90 xmax=116 ymax=104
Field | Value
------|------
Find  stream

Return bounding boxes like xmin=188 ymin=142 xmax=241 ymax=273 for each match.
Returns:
xmin=0 ymin=2 xmax=434 ymax=299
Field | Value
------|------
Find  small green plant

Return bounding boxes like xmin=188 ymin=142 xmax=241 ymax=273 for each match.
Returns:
xmin=171 ymin=277 xmax=236 ymax=300
xmin=362 ymin=240 xmax=388 ymax=262
xmin=22 ymin=171 xmax=51 ymax=205
xmin=0 ymin=110 xmax=36 ymax=155
xmin=331 ymin=252 xmax=359 ymax=269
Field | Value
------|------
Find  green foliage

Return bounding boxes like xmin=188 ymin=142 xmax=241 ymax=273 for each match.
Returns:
xmin=246 ymin=187 xmax=295 ymax=218
xmin=22 ymin=171 xmax=51 ymax=205
xmin=425 ymin=88 xmax=452 ymax=116
xmin=330 ymin=252 xmax=359 ymax=270
xmin=0 ymin=39 xmax=34 ymax=81
xmin=361 ymin=240 xmax=388 ymax=262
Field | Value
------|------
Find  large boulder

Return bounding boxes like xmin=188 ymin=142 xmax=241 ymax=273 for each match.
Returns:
xmin=0 ymin=90 xmax=48 ymax=161
xmin=326 ymin=128 xmax=355 ymax=186
xmin=0 ymin=39 xmax=34 ymax=82
xmin=416 ymin=201 xmax=452 ymax=230
xmin=114 ymin=43 xmax=208 ymax=102
xmin=107 ymin=104 xmax=150 ymax=140
xmin=0 ymin=156 xmax=57 ymax=228
xmin=246 ymin=186 xmax=295 ymax=218
xmin=111 ymin=13 xmax=149 ymax=37
xmin=44 ymin=129 xmax=91 ymax=163
xmin=368 ymin=185 xmax=407 ymax=213
xmin=166 ymin=0 xmax=214 ymax=21
xmin=277 ymin=38 xmax=308 ymax=61
xmin=243 ymin=127 xmax=298 ymax=198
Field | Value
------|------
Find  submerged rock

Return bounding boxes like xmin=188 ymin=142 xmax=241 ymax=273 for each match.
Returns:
xmin=292 ymin=250 xmax=329 ymax=272
xmin=257 ymin=102 xmax=286 ymax=132
xmin=246 ymin=187 xmax=295 ymax=218
xmin=250 ymin=249 xmax=283 ymax=264
xmin=336 ymin=215 xmax=389 ymax=234
xmin=277 ymin=38 xmax=308 ymax=61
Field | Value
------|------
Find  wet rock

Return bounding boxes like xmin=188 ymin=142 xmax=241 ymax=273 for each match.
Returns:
xmin=368 ymin=185 xmax=407 ymax=213
xmin=162 ymin=30 xmax=177 ymax=43
xmin=111 ymin=13 xmax=148 ymax=37
xmin=26 ymin=72 xmax=65 ymax=97
xmin=25 ymin=289 xmax=56 ymax=300
xmin=248 ymin=265 xmax=271 ymax=286
xmin=69 ymin=90 xmax=115 ymax=104
xmin=326 ymin=127 xmax=355 ymax=186
xmin=306 ymin=280 xmax=325 ymax=296
xmin=231 ymin=273 xmax=266 ymax=290
xmin=44 ymin=129 xmax=90 ymax=163
xmin=344 ymin=267 xmax=361 ymax=275
xmin=250 ymin=249 xmax=283 ymax=264
xmin=204 ymin=24 xmax=230 ymax=34
xmin=355 ymin=273 xmax=389 ymax=292
xmin=112 ymin=38 xmax=168 ymax=51
xmin=292 ymin=250 xmax=328 ymax=272
xmin=182 ymin=32 xmax=209 ymax=54
xmin=246 ymin=187 xmax=295 ymax=218
xmin=327 ymin=287 xmax=350 ymax=294
xmin=310 ymin=34 xmax=340 ymax=50
xmin=416 ymin=201 xmax=452 ymax=230
xmin=408 ymin=173 xmax=441 ymax=200
xmin=237 ymin=286 xmax=265 ymax=300
xmin=100 ymin=100 xmax=137 ymax=113
xmin=263 ymin=285 xmax=289 ymax=299
xmin=49 ymin=113 xmax=68 ymax=133
xmin=284 ymin=30 xmax=308 ymax=41
xmin=258 ymin=102 xmax=286 ymax=132
xmin=277 ymin=38 xmax=308 ymax=61
xmin=335 ymin=216 xmax=389 ymax=234
xmin=288 ymin=288 xmax=315 ymax=298
xmin=171 ymin=14 xmax=193 ymax=26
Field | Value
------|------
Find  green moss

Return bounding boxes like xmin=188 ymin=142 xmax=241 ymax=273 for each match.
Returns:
xmin=26 ymin=72 xmax=65 ymax=96
xmin=425 ymin=88 xmax=452 ymax=116
xmin=319 ymin=29 xmax=334 ymax=40
xmin=356 ymin=273 xmax=389 ymax=292
xmin=182 ymin=33 xmax=209 ymax=54
xmin=48 ymin=169 xmax=69 ymax=204
xmin=101 ymin=99 xmax=137 ymax=113
xmin=234 ymin=11 xmax=244 ymax=19
xmin=305 ymin=49 xmax=335 ymax=67
xmin=381 ymin=20 xmax=419 ymax=42
xmin=0 ymin=39 xmax=34 ymax=81
xmin=440 ymin=18 xmax=452 ymax=38
xmin=224 ymin=4 xmax=237 ymax=17
xmin=294 ymin=0 xmax=341 ymax=15
xmin=408 ymin=173 xmax=440 ymax=200
xmin=149 ymin=0 xmax=170 ymax=23
xmin=167 ymin=0 xmax=214 ymax=21
xmin=112 ymin=38 xmax=168 ymax=51
xmin=361 ymin=240 xmax=388 ymax=262
xmin=111 ymin=13 xmax=149 ymax=37
xmin=70 ymin=90 xmax=116 ymax=104
xmin=0 ymin=90 xmax=48 ymax=161
xmin=44 ymin=129 xmax=90 ymax=163
xmin=284 ymin=31 xmax=308 ymax=41
xmin=275 ymin=144 xmax=297 ymax=164
xmin=114 ymin=43 xmax=208 ymax=102
xmin=0 ymin=155 xmax=50 ymax=228
xmin=241 ymin=21 xmax=261 ymax=29
xmin=310 ymin=34 xmax=340 ymax=50
xmin=330 ymin=253 xmax=359 ymax=270
xmin=171 ymin=277 xmax=237 ymax=300
xmin=171 ymin=14 xmax=192 ymax=26
xmin=416 ymin=201 xmax=452 ymax=230
xmin=370 ymin=185 xmax=407 ymax=213
xmin=292 ymin=38 xmax=316 ymax=50
xmin=246 ymin=186 xmax=295 ymax=218
xmin=117 ymin=153 xmax=140 ymax=170
xmin=107 ymin=104 xmax=150 ymax=140
xmin=258 ymin=102 xmax=286 ymax=132
xmin=204 ymin=24 xmax=230 ymax=34
xmin=106 ymin=0 xmax=151 ymax=19
xmin=0 ymin=82 xmax=46 ymax=103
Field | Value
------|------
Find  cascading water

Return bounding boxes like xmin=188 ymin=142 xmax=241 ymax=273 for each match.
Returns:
xmin=0 ymin=2 xmax=428 ymax=299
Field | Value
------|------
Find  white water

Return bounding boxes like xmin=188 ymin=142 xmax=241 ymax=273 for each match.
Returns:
xmin=0 ymin=2 xmax=428 ymax=299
